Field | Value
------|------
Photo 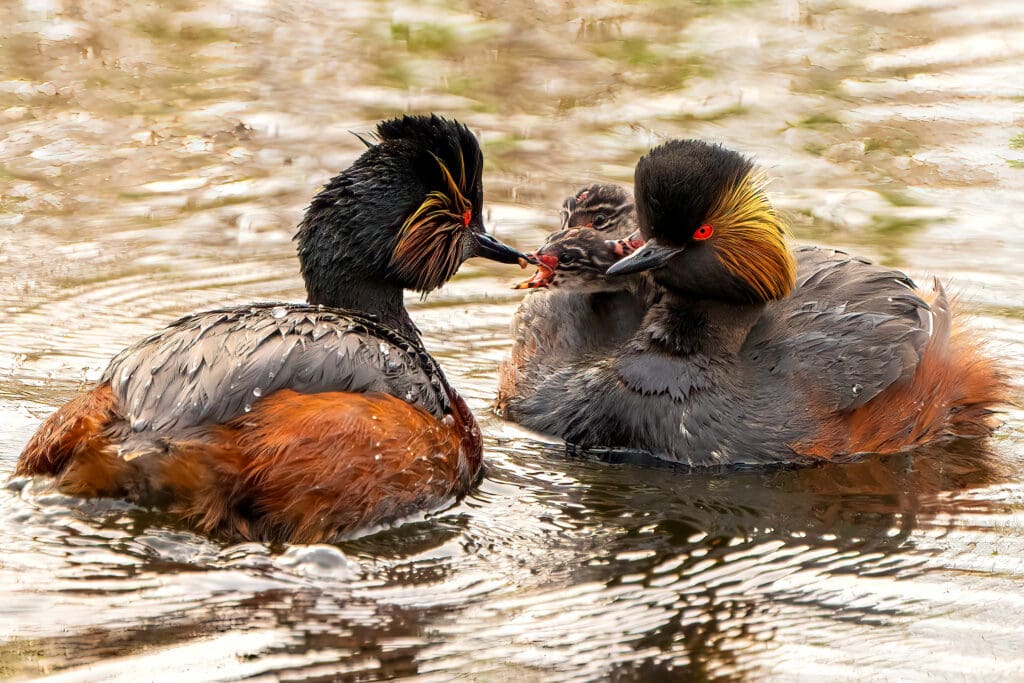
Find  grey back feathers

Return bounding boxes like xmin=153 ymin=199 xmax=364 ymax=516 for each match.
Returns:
xmin=105 ymin=304 xmax=449 ymax=434
xmin=749 ymin=246 xmax=932 ymax=412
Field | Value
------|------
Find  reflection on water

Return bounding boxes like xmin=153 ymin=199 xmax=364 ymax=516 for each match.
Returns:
xmin=1 ymin=0 xmax=1023 ymax=680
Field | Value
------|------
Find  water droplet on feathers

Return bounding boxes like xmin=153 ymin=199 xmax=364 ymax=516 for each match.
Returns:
xmin=244 ymin=403 xmax=252 ymax=413
xmin=271 ymin=306 xmax=287 ymax=319
xmin=852 ymin=383 xmax=863 ymax=396
xmin=253 ymin=387 xmax=262 ymax=397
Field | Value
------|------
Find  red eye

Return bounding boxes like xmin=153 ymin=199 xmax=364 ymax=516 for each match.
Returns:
xmin=693 ymin=224 xmax=714 ymax=240
xmin=463 ymin=210 xmax=472 ymax=227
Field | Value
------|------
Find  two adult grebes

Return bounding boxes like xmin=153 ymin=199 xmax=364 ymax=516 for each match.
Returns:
xmin=16 ymin=115 xmax=530 ymax=542
xmin=504 ymin=140 xmax=1008 ymax=465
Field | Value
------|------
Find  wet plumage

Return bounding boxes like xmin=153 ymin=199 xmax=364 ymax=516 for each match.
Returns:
xmin=106 ymin=305 xmax=448 ymax=437
xmin=17 ymin=115 xmax=526 ymax=542
xmin=502 ymin=140 xmax=1008 ymax=465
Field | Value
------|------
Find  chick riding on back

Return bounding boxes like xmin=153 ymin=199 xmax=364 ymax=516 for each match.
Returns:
xmin=497 ymin=184 xmax=652 ymax=415
xmin=503 ymin=139 xmax=1008 ymax=465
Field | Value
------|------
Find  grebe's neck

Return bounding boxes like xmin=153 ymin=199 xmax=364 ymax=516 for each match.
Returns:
xmin=307 ymin=277 xmax=418 ymax=341
xmin=642 ymin=292 xmax=764 ymax=357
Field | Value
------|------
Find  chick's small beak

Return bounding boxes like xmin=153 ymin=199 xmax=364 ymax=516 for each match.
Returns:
xmin=605 ymin=238 xmax=684 ymax=276
xmin=513 ymin=253 xmax=558 ymax=289
xmin=472 ymin=231 xmax=531 ymax=266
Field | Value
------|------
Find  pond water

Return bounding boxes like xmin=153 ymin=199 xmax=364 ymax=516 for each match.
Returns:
xmin=1 ymin=0 xmax=1023 ymax=680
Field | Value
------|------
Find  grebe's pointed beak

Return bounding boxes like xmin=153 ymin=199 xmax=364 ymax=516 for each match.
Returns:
xmin=605 ymin=238 xmax=684 ymax=276
xmin=472 ymin=231 xmax=532 ymax=267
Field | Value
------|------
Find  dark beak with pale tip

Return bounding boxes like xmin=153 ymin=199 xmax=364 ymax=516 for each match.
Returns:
xmin=469 ymin=230 xmax=534 ymax=268
xmin=605 ymin=238 xmax=684 ymax=276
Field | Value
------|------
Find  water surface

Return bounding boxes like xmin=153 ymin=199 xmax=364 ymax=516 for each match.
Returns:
xmin=2 ymin=0 xmax=1023 ymax=680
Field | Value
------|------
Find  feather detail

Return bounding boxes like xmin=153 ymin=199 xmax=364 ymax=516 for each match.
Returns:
xmin=389 ymin=154 xmax=473 ymax=293
xmin=709 ymin=170 xmax=796 ymax=302
xmin=349 ymin=130 xmax=377 ymax=148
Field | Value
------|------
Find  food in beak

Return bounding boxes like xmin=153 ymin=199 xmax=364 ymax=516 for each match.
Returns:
xmin=513 ymin=253 xmax=558 ymax=289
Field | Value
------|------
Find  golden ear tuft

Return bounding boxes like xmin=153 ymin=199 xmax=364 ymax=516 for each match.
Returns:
xmin=389 ymin=155 xmax=473 ymax=292
xmin=708 ymin=170 xmax=796 ymax=302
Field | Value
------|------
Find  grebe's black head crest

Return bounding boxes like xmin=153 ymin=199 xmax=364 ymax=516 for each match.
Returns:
xmin=607 ymin=139 xmax=795 ymax=304
xmin=296 ymin=114 xmax=527 ymax=303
